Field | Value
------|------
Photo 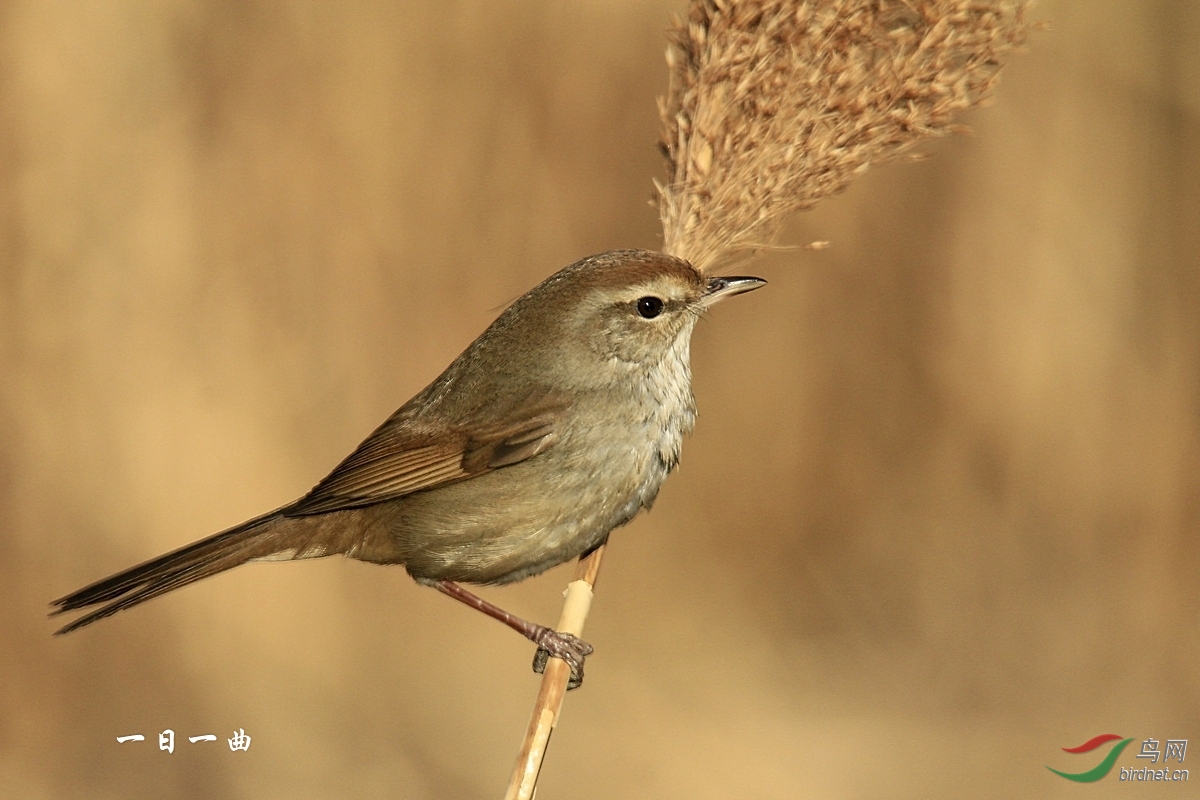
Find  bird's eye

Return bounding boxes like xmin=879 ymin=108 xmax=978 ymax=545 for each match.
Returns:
xmin=636 ymin=296 xmax=664 ymax=319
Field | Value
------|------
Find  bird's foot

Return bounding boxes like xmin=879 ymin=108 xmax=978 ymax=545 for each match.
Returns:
xmin=531 ymin=629 xmax=593 ymax=690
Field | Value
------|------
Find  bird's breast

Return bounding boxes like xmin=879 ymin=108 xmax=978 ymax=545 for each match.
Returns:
xmin=380 ymin=333 xmax=698 ymax=585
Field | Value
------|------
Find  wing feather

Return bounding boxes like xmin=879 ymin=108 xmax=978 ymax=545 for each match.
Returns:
xmin=286 ymin=391 xmax=569 ymax=516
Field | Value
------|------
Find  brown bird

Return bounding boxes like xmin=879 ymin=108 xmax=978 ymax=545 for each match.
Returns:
xmin=51 ymin=249 xmax=764 ymax=686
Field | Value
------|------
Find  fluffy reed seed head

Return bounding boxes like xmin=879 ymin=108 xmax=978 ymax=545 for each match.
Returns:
xmin=656 ymin=0 xmax=1030 ymax=273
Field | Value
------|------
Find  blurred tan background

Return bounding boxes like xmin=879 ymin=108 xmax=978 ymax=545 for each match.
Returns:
xmin=2 ymin=1 xmax=1198 ymax=798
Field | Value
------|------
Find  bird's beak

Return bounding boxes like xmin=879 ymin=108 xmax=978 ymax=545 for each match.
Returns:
xmin=701 ymin=275 xmax=767 ymax=306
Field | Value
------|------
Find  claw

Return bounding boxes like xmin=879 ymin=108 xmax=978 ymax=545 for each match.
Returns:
xmin=531 ymin=629 xmax=593 ymax=690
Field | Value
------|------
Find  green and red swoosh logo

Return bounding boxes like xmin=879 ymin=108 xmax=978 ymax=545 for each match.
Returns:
xmin=1047 ymin=734 xmax=1134 ymax=782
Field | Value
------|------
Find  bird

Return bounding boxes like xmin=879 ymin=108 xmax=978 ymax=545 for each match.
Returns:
xmin=51 ymin=249 xmax=764 ymax=687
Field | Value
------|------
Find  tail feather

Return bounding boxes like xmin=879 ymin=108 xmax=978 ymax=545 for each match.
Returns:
xmin=51 ymin=509 xmax=289 ymax=635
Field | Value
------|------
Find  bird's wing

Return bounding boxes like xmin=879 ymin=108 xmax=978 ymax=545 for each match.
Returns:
xmin=285 ymin=391 xmax=569 ymax=515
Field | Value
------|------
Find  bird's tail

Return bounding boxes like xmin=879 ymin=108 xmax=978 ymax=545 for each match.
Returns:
xmin=51 ymin=508 xmax=306 ymax=635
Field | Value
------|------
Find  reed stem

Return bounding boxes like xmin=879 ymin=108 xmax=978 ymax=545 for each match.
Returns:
xmin=504 ymin=546 xmax=606 ymax=800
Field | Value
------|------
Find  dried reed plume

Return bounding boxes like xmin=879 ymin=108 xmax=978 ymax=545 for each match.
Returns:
xmin=657 ymin=0 xmax=1030 ymax=273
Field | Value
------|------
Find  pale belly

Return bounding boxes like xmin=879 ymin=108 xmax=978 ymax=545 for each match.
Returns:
xmin=356 ymin=335 xmax=698 ymax=584
xmin=368 ymin=417 xmax=675 ymax=584
xmin=364 ymin=386 xmax=693 ymax=583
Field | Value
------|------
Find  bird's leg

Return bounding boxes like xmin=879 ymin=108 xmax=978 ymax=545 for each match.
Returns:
xmin=434 ymin=580 xmax=593 ymax=689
